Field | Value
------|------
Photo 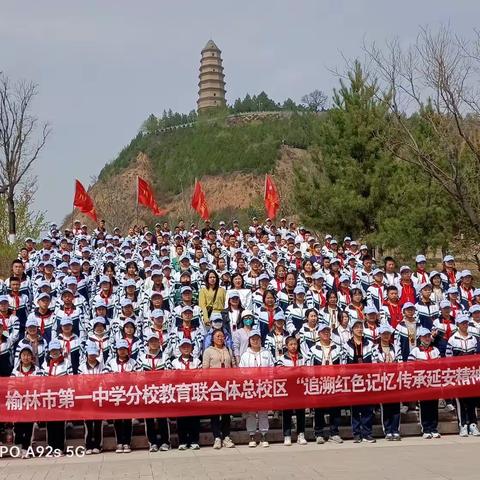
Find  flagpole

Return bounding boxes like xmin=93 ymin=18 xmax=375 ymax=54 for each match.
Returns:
xmin=136 ymin=176 xmax=139 ymax=227
xmin=71 ymin=179 xmax=76 ymax=232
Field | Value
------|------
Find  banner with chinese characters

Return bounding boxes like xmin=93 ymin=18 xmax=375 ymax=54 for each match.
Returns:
xmin=2 ymin=356 xmax=480 ymax=422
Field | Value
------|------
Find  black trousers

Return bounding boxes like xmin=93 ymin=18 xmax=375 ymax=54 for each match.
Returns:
xmin=282 ymin=409 xmax=306 ymax=436
xmin=381 ymin=403 xmax=401 ymax=435
xmin=145 ymin=418 xmax=169 ymax=446
xmin=114 ymin=419 xmax=132 ymax=445
xmin=84 ymin=420 xmax=103 ymax=450
xmin=14 ymin=422 xmax=34 ymax=449
xmin=419 ymin=400 xmax=439 ymax=433
xmin=211 ymin=415 xmax=230 ymax=439
xmin=177 ymin=416 xmax=200 ymax=446
xmin=456 ymin=398 xmax=478 ymax=427
xmin=315 ymin=408 xmax=342 ymax=437
xmin=47 ymin=421 xmax=66 ymax=452
xmin=351 ymin=405 xmax=373 ymax=438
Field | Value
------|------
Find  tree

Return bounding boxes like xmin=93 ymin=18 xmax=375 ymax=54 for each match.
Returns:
xmin=0 ymin=179 xmax=47 ymax=245
xmin=364 ymin=26 xmax=480 ymax=248
xmin=294 ymin=61 xmax=458 ymax=258
xmin=301 ymin=89 xmax=328 ymax=112
xmin=140 ymin=114 xmax=159 ymax=134
xmin=0 ymin=73 xmax=50 ymax=243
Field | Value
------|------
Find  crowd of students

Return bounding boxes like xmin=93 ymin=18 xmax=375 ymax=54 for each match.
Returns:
xmin=1 ymin=216 xmax=479 ymax=458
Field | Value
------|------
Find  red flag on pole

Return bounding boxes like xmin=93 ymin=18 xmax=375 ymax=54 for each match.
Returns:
xmin=137 ymin=177 xmax=167 ymax=216
xmin=264 ymin=174 xmax=280 ymax=219
xmin=191 ymin=179 xmax=210 ymax=220
xmin=73 ymin=180 xmax=98 ymax=223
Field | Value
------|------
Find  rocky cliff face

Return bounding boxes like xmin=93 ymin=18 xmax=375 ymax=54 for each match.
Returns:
xmin=64 ymin=145 xmax=309 ymax=231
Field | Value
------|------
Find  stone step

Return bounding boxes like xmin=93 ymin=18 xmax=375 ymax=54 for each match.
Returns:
xmin=24 ymin=408 xmax=461 ymax=450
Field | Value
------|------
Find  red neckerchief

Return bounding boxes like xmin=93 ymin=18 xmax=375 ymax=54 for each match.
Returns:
xmin=443 ymin=317 xmax=453 ymax=340
xmin=351 ymin=304 xmax=364 ymax=320
xmin=419 ymin=345 xmax=433 ymax=359
xmin=450 ymin=302 xmax=459 ymax=318
xmin=38 ymin=310 xmax=52 ymax=335
xmin=0 ymin=312 xmax=8 ymax=331
xmin=295 ymin=258 xmax=302 ymax=270
xmin=124 ymin=337 xmax=133 ymax=355
xmin=154 ymin=329 xmax=164 ymax=345
xmin=148 ymin=352 xmax=159 ymax=370
xmin=447 ymin=270 xmax=456 ymax=285
xmin=100 ymin=290 xmax=112 ymax=304
xmin=290 ymin=352 xmax=298 ymax=366
xmin=180 ymin=357 xmax=190 ymax=369
xmin=20 ymin=365 xmax=35 ymax=376
xmin=117 ymin=358 xmax=128 ymax=372
xmin=11 ymin=292 xmax=20 ymax=309
xmin=316 ymin=289 xmax=326 ymax=308
xmin=63 ymin=336 xmax=72 ymax=354
xmin=465 ymin=287 xmax=473 ymax=306
xmin=48 ymin=356 xmax=64 ymax=375
xmin=373 ymin=283 xmax=383 ymax=300
xmin=333 ymin=275 xmax=340 ymax=290
xmin=275 ymin=279 xmax=284 ymax=292
xmin=351 ymin=269 xmax=358 ymax=282
xmin=340 ymin=287 xmax=351 ymax=305
xmin=266 ymin=306 xmax=275 ymax=329
xmin=366 ymin=322 xmax=378 ymax=341
xmin=181 ymin=324 xmax=192 ymax=339
xmin=385 ymin=301 xmax=402 ymax=329
xmin=416 ymin=270 xmax=428 ymax=283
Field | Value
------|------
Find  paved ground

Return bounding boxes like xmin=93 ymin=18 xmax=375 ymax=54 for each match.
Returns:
xmin=0 ymin=435 xmax=479 ymax=480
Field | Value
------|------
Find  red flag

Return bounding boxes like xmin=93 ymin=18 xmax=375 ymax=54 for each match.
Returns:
xmin=191 ymin=180 xmax=210 ymax=220
xmin=264 ymin=174 xmax=280 ymax=219
xmin=137 ymin=177 xmax=167 ymax=216
xmin=73 ymin=180 xmax=98 ymax=222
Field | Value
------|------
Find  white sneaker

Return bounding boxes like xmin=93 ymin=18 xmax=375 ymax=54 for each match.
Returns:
xmin=149 ymin=444 xmax=158 ymax=452
xmin=422 ymin=433 xmax=432 ymax=439
xmin=85 ymin=449 xmax=93 ymax=455
xmin=400 ymin=405 xmax=409 ymax=414
xmin=316 ymin=436 xmax=325 ymax=444
xmin=248 ymin=439 xmax=257 ymax=448
xmin=446 ymin=404 xmax=456 ymax=412
xmin=178 ymin=444 xmax=188 ymax=450
xmin=123 ymin=444 xmax=131 ymax=453
xmin=213 ymin=438 xmax=222 ymax=449
xmin=284 ymin=436 xmax=292 ymax=446
xmin=115 ymin=444 xmax=123 ymax=453
xmin=297 ymin=433 xmax=307 ymax=445
xmin=92 ymin=448 xmax=101 ymax=454
xmin=460 ymin=425 xmax=469 ymax=437
xmin=190 ymin=443 xmax=200 ymax=450
xmin=222 ymin=436 xmax=235 ymax=448
xmin=21 ymin=449 xmax=28 ymax=459
xmin=432 ymin=432 xmax=441 ymax=438
xmin=159 ymin=443 xmax=170 ymax=451
xmin=260 ymin=440 xmax=269 ymax=448
xmin=470 ymin=424 xmax=480 ymax=436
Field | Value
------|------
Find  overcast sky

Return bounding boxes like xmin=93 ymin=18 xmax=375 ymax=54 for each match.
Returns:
xmin=1 ymin=0 xmax=478 ymax=223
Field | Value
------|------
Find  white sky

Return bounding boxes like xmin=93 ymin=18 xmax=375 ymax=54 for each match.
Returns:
xmin=1 ymin=0 xmax=478 ymax=222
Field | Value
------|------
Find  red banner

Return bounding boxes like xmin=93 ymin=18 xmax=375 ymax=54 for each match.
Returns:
xmin=2 ymin=357 xmax=480 ymax=422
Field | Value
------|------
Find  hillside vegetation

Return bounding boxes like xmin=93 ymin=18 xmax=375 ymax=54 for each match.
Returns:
xmin=99 ymin=111 xmax=318 ymax=202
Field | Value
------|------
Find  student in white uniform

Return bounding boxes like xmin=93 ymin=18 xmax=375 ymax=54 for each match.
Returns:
xmin=276 ymin=336 xmax=307 ymax=446
xmin=239 ymin=330 xmax=275 ymax=448
xmin=11 ymin=345 xmax=43 ymax=458
xmin=445 ymin=314 xmax=480 ymax=437
xmin=408 ymin=327 xmax=441 ymax=439
xmin=104 ymin=339 xmax=138 ymax=453
xmin=79 ymin=343 xmax=104 ymax=454
xmin=169 ymin=338 xmax=202 ymax=450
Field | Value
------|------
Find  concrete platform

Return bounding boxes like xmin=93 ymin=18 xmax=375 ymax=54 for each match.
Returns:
xmin=0 ymin=435 xmax=478 ymax=480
